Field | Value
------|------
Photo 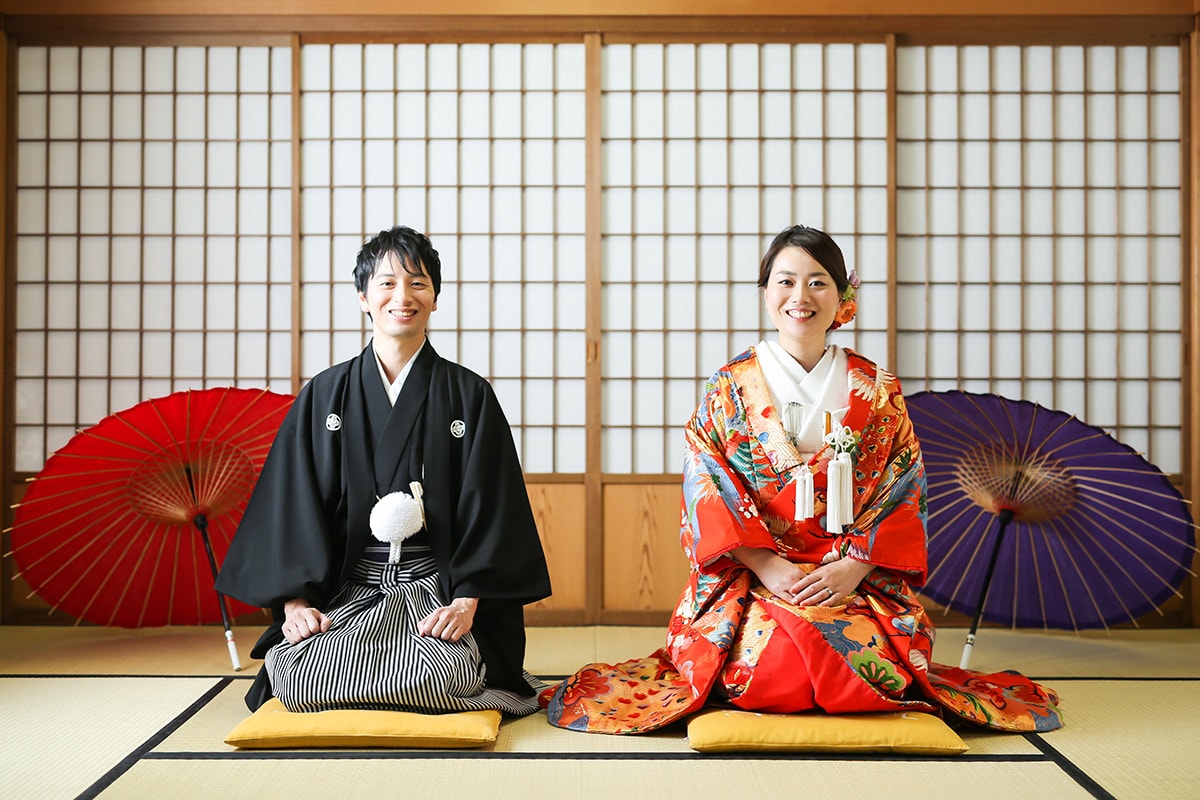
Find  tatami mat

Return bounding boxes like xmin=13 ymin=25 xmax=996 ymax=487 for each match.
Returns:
xmin=1029 ymin=680 xmax=1198 ymax=799
xmin=2 ymin=625 xmax=1198 ymax=799
xmin=1 ymin=676 xmax=223 ymax=800
xmin=4 ymin=624 xmax=1196 ymax=679
xmin=153 ymin=681 xmax=1043 ymax=758
xmin=0 ymin=626 xmax=260 ymax=676
xmin=151 ymin=680 xmax=247 ymax=754
xmin=156 ymin=681 xmax=698 ymax=756
xmin=926 ymin=627 xmax=1200 ymax=679
xmin=107 ymin=757 xmax=1097 ymax=800
xmin=527 ymin=624 xmax=667 ymax=676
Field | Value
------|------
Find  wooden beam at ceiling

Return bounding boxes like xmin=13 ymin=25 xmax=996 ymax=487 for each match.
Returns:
xmin=0 ymin=0 xmax=1195 ymax=45
xmin=0 ymin=0 xmax=1193 ymax=16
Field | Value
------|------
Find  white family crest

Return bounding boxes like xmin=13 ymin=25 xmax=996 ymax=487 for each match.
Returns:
xmin=326 ymin=413 xmax=342 ymax=432
xmin=450 ymin=420 xmax=466 ymax=438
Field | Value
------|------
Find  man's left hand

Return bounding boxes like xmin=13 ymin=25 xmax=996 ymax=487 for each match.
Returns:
xmin=418 ymin=596 xmax=479 ymax=641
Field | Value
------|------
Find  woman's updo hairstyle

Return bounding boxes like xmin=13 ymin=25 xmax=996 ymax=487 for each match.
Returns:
xmin=756 ymin=225 xmax=849 ymax=297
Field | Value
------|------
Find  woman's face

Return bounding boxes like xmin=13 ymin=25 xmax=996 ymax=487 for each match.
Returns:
xmin=763 ymin=246 xmax=841 ymax=350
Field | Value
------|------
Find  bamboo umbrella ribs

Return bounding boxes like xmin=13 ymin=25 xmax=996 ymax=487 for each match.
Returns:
xmin=6 ymin=386 xmax=294 ymax=670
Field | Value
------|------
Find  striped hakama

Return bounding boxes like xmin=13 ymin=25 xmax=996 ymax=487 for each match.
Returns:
xmin=265 ymin=544 xmax=541 ymax=715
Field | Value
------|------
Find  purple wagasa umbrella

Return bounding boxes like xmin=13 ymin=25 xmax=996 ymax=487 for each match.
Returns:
xmin=906 ymin=390 xmax=1196 ymax=667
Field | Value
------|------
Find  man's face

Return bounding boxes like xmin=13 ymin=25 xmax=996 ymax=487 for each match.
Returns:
xmin=357 ymin=251 xmax=438 ymax=344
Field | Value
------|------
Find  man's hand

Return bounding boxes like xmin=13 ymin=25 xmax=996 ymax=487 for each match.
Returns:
xmin=282 ymin=597 xmax=331 ymax=644
xmin=418 ymin=596 xmax=479 ymax=642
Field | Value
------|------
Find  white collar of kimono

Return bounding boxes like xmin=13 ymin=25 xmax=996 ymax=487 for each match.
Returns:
xmin=372 ymin=338 xmax=426 ymax=406
xmin=756 ymin=340 xmax=850 ymax=454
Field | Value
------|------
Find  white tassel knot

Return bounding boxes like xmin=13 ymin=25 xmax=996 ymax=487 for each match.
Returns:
xmin=370 ymin=482 xmax=426 ymax=563
xmin=795 ymin=467 xmax=815 ymax=521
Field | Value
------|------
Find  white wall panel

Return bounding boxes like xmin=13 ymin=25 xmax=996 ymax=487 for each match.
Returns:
xmin=600 ymin=42 xmax=888 ymax=472
xmin=13 ymin=44 xmax=297 ymax=469
xmin=298 ymin=43 xmax=586 ymax=472
xmin=895 ymin=43 xmax=1181 ymax=472
xmin=10 ymin=36 xmax=1188 ymax=482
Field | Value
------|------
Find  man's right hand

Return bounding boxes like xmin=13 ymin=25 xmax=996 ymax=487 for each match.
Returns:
xmin=282 ymin=597 xmax=331 ymax=644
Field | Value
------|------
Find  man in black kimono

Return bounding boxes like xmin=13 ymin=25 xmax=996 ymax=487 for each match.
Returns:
xmin=216 ymin=225 xmax=552 ymax=711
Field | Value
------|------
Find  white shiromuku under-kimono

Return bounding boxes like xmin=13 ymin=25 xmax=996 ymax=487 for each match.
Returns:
xmin=754 ymin=340 xmax=850 ymax=456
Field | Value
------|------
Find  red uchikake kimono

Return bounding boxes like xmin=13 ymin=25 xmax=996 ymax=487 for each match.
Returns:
xmin=543 ymin=348 xmax=1063 ymax=734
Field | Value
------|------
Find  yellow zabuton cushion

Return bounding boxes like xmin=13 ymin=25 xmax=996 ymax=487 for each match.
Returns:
xmin=224 ymin=698 xmax=502 ymax=749
xmin=686 ymin=708 xmax=968 ymax=754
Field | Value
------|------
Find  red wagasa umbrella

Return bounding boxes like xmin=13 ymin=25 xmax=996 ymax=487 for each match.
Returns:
xmin=6 ymin=386 xmax=293 ymax=670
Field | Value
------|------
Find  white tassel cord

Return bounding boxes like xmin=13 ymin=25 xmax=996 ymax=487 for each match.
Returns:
xmin=825 ymin=452 xmax=855 ymax=532
xmin=840 ymin=453 xmax=854 ymax=525
xmin=795 ymin=467 xmax=815 ymax=521
xmin=409 ymin=480 xmax=427 ymax=528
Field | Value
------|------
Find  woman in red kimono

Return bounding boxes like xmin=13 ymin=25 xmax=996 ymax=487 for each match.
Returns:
xmin=543 ymin=225 xmax=1062 ymax=734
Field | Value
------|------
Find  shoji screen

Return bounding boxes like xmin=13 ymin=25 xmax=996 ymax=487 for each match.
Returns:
xmin=297 ymin=43 xmax=587 ymax=474
xmin=599 ymin=42 xmax=890 ymax=474
xmin=895 ymin=45 xmax=1183 ymax=473
xmin=12 ymin=46 xmax=293 ymax=472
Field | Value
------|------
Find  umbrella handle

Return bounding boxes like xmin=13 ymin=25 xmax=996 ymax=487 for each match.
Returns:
xmin=960 ymin=508 xmax=1014 ymax=670
xmin=225 ymin=629 xmax=243 ymax=672
xmin=959 ymin=637 xmax=975 ymax=669
xmin=194 ymin=514 xmax=242 ymax=671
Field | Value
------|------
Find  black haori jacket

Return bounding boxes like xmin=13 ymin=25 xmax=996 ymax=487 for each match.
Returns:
xmin=216 ymin=340 xmax=552 ymax=710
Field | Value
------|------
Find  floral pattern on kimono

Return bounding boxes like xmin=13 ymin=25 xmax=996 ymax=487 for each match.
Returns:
xmin=542 ymin=347 xmax=1062 ymax=734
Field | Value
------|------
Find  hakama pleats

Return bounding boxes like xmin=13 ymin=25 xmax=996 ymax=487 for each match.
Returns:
xmin=266 ymin=555 xmax=540 ymax=715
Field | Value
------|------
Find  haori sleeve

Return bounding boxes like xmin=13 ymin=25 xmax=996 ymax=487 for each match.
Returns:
xmin=446 ymin=380 xmax=552 ymax=605
xmin=843 ymin=387 xmax=929 ymax=583
xmin=215 ymin=380 xmax=342 ymax=610
xmin=681 ymin=371 xmax=779 ymax=570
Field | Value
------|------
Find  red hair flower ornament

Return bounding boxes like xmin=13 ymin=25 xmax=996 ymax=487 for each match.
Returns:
xmin=830 ymin=269 xmax=860 ymax=330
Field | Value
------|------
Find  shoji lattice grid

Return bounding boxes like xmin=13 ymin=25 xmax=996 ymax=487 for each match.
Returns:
xmin=601 ymin=43 xmax=889 ymax=473
xmin=13 ymin=46 xmax=293 ymax=472
xmin=895 ymin=45 xmax=1183 ymax=473
xmin=299 ymin=44 xmax=587 ymax=473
